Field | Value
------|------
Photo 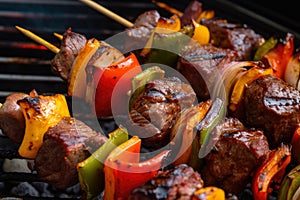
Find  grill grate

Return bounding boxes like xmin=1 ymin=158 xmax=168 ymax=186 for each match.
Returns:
xmin=0 ymin=0 xmax=299 ymax=199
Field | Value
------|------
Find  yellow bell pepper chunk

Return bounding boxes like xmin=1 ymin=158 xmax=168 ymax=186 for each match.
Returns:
xmin=193 ymin=186 xmax=225 ymax=200
xmin=229 ymin=65 xmax=273 ymax=111
xmin=155 ymin=15 xmax=181 ymax=34
xmin=68 ymin=38 xmax=100 ymax=98
xmin=18 ymin=93 xmax=70 ymax=159
xmin=192 ymin=20 xmax=210 ymax=45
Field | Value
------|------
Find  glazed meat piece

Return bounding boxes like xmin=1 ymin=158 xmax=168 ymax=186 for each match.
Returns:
xmin=0 ymin=93 xmax=29 ymax=143
xmin=124 ymin=10 xmax=160 ymax=53
xmin=51 ymin=28 xmax=87 ymax=80
xmin=201 ymin=117 xmax=270 ymax=194
xmin=242 ymin=74 xmax=300 ymax=148
xmin=180 ymin=0 xmax=202 ymax=26
xmin=129 ymin=164 xmax=204 ymax=200
xmin=177 ymin=43 xmax=238 ymax=101
xmin=202 ymin=18 xmax=264 ymax=60
xmin=35 ymin=117 xmax=107 ymax=189
xmin=126 ymin=77 xmax=196 ymax=149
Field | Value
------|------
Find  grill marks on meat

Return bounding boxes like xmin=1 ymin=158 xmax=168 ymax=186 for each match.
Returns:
xmin=177 ymin=43 xmax=238 ymax=101
xmin=202 ymin=19 xmax=264 ymax=60
xmin=126 ymin=77 xmax=196 ymax=149
xmin=0 ymin=93 xmax=29 ymax=143
xmin=35 ymin=117 xmax=107 ymax=189
xmin=201 ymin=118 xmax=270 ymax=194
xmin=51 ymin=28 xmax=87 ymax=80
xmin=129 ymin=164 xmax=204 ymax=200
xmin=243 ymin=75 xmax=300 ymax=148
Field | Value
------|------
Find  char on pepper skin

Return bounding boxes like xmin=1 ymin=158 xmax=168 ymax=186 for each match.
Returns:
xmin=241 ymin=74 xmax=300 ymax=148
xmin=201 ymin=117 xmax=270 ymax=194
xmin=51 ymin=28 xmax=87 ymax=81
xmin=129 ymin=164 xmax=204 ymax=200
xmin=126 ymin=77 xmax=196 ymax=150
xmin=35 ymin=117 xmax=107 ymax=189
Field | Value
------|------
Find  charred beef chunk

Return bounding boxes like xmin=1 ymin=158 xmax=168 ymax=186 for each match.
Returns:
xmin=241 ymin=74 xmax=300 ymax=148
xmin=126 ymin=77 xmax=196 ymax=150
xmin=129 ymin=164 xmax=204 ymax=200
xmin=0 ymin=93 xmax=29 ymax=143
xmin=201 ymin=117 xmax=270 ymax=194
xmin=180 ymin=0 xmax=202 ymax=27
xmin=202 ymin=19 xmax=264 ymax=60
xmin=177 ymin=43 xmax=238 ymax=101
xmin=124 ymin=10 xmax=160 ymax=53
xmin=35 ymin=117 xmax=107 ymax=189
xmin=51 ymin=28 xmax=87 ymax=81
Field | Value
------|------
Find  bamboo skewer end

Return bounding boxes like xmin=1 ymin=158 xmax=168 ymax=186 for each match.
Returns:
xmin=15 ymin=25 xmax=60 ymax=54
xmin=79 ymin=0 xmax=134 ymax=28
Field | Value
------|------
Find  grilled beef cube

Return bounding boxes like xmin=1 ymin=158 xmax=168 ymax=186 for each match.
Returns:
xmin=124 ymin=10 xmax=160 ymax=53
xmin=129 ymin=164 xmax=204 ymax=200
xmin=180 ymin=0 xmax=202 ymax=26
xmin=0 ymin=93 xmax=29 ymax=143
xmin=202 ymin=18 xmax=264 ymax=60
xmin=51 ymin=28 xmax=87 ymax=81
xmin=177 ymin=43 xmax=238 ymax=101
xmin=241 ymin=74 xmax=300 ymax=148
xmin=201 ymin=117 xmax=270 ymax=194
xmin=126 ymin=77 xmax=196 ymax=150
xmin=35 ymin=117 xmax=107 ymax=189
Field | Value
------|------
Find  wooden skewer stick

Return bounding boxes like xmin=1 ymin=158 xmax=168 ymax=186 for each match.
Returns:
xmin=79 ymin=0 xmax=133 ymax=28
xmin=152 ymin=0 xmax=183 ymax=17
xmin=15 ymin=26 xmax=60 ymax=54
xmin=53 ymin=32 xmax=63 ymax=40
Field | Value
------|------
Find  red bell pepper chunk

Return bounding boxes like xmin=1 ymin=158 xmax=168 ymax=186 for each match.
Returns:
xmin=87 ymin=52 xmax=142 ymax=118
xmin=103 ymin=136 xmax=170 ymax=200
xmin=261 ymin=33 xmax=294 ymax=79
xmin=252 ymin=143 xmax=291 ymax=200
xmin=291 ymin=126 xmax=300 ymax=163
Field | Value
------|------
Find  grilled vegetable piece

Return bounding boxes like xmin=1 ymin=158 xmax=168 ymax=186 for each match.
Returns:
xmin=51 ymin=27 xmax=87 ymax=80
xmin=35 ymin=117 xmax=107 ymax=189
xmin=0 ymin=92 xmax=29 ymax=143
xmin=129 ymin=164 xmax=204 ymax=200
xmin=192 ymin=186 xmax=225 ymax=200
xmin=278 ymin=164 xmax=300 ymax=200
xmin=17 ymin=91 xmax=70 ymax=159
xmin=261 ymin=33 xmax=294 ymax=79
xmin=197 ymin=97 xmax=225 ymax=158
xmin=171 ymin=100 xmax=212 ymax=166
xmin=77 ymin=128 xmax=128 ymax=200
xmin=86 ymin=52 xmax=142 ymax=117
xmin=253 ymin=36 xmax=278 ymax=61
xmin=253 ymin=143 xmax=291 ymax=200
xmin=126 ymin=77 xmax=196 ymax=149
xmin=284 ymin=51 xmax=300 ymax=90
xmin=242 ymin=74 xmax=300 ymax=148
xmin=103 ymin=136 xmax=170 ymax=200
xmin=201 ymin=117 xmax=270 ymax=194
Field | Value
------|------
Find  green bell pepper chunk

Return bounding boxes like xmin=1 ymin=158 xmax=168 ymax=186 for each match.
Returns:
xmin=77 ymin=128 xmax=129 ymax=200
xmin=144 ymin=25 xmax=194 ymax=68
xmin=254 ymin=36 xmax=278 ymax=61
xmin=198 ymin=97 xmax=225 ymax=158
xmin=278 ymin=165 xmax=300 ymax=200
xmin=129 ymin=66 xmax=165 ymax=108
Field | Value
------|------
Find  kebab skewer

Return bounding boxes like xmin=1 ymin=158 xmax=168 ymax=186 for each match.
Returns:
xmin=2 ymin=1 xmax=300 ymax=198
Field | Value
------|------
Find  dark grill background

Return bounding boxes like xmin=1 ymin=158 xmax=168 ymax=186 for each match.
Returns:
xmin=0 ymin=0 xmax=299 ymax=199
